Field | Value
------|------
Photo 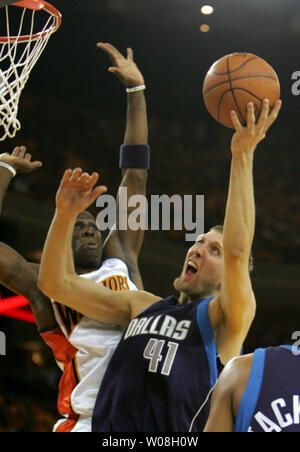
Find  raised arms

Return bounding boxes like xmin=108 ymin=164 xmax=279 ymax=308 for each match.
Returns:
xmin=38 ymin=169 xmax=160 ymax=325
xmin=0 ymin=148 xmax=56 ymax=331
xmin=0 ymin=146 xmax=42 ymax=213
xmin=97 ymin=43 xmax=149 ymax=289
xmin=0 ymin=242 xmax=57 ymax=331
xmin=209 ymin=100 xmax=282 ymax=364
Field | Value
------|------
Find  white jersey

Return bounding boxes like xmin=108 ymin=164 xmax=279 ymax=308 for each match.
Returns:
xmin=41 ymin=258 xmax=138 ymax=432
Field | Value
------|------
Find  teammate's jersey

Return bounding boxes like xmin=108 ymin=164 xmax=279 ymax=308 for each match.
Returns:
xmin=92 ymin=295 xmax=221 ymax=432
xmin=40 ymin=258 xmax=138 ymax=432
xmin=235 ymin=346 xmax=300 ymax=432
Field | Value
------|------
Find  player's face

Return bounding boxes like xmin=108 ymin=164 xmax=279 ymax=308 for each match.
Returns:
xmin=72 ymin=211 xmax=103 ymax=272
xmin=174 ymin=230 xmax=224 ymax=300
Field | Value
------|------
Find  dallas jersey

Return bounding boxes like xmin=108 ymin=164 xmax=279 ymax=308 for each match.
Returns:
xmin=92 ymin=295 xmax=222 ymax=432
xmin=235 ymin=346 xmax=300 ymax=432
xmin=40 ymin=258 xmax=138 ymax=432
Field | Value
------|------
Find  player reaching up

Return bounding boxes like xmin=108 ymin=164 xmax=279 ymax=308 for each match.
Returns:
xmin=0 ymin=42 xmax=151 ymax=432
xmin=0 ymin=147 xmax=56 ymax=330
xmin=38 ymin=99 xmax=282 ymax=431
xmin=0 ymin=146 xmax=42 ymax=213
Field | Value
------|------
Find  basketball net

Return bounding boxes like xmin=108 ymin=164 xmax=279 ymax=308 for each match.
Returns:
xmin=0 ymin=1 xmax=61 ymax=140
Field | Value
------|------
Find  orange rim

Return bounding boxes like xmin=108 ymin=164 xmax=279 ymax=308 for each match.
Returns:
xmin=0 ymin=0 xmax=62 ymax=43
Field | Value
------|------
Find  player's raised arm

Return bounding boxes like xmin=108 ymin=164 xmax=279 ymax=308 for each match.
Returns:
xmin=209 ymin=99 xmax=282 ymax=364
xmin=0 ymin=243 xmax=57 ymax=331
xmin=38 ymin=169 xmax=159 ymax=325
xmin=0 ymin=146 xmax=42 ymax=213
xmin=97 ymin=43 xmax=149 ymax=290
xmin=0 ymin=147 xmax=56 ymax=331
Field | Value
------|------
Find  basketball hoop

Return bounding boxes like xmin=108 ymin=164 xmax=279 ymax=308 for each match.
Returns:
xmin=0 ymin=0 xmax=62 ymax=140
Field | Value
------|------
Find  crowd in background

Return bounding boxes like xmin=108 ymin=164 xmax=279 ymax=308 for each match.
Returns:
xmin=0 ymin=392 xmax=58 ymax=432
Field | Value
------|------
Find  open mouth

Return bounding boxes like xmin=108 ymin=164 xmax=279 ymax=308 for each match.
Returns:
xmin=185 ymin=260 xmax=198 ymax=277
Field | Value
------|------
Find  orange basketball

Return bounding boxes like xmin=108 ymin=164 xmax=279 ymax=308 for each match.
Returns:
xmin=203 ymin=53 xmax=280 ymax=128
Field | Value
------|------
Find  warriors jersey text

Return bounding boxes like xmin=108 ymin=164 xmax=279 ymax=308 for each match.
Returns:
xmin=40 ymin=258 xmax=138 ymax=432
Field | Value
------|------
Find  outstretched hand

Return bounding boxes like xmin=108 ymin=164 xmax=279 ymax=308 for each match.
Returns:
xmin=55 ymin=168 xmax=107 ymax=217
xmin=97 ymin=42 xmax=144 ymax=88
xmin=231 ymin=99 xmax=282 ymax=154
xmin=0 ymin=146 xmax=42 ymax=173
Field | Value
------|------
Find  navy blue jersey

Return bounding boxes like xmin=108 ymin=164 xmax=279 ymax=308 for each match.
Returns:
xmin=235 ymin=346 xmax=300 ymax=432
xmin=92 ymin=296 xmax=221 ymax=432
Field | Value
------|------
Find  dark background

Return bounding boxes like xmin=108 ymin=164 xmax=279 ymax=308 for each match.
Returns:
xmin=0 ymin=0 xmax=300 ymax=431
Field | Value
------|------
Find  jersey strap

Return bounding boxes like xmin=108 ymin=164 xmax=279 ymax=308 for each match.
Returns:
xmin=196 ymin=297 xmax=217 ymax=388
xmin=234 ymin=348 xmax=265 ymax=432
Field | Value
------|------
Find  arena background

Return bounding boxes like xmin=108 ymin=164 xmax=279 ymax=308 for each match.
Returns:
xmin=0 ymin=0 xmax=299 ymax=431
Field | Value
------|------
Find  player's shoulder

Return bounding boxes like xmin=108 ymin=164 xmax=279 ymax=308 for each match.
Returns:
xmin=231 ymin=352 xmax=255 ymax=373
xmin=213 ymin=352 xmax=255 ymax=417
xmin=84 ymin=257 xmax=130 ymax=278
xmin=220 ymin=353 xmax=255 ymax=389
xmin=130 ymin=291 xmax=163 ymax=319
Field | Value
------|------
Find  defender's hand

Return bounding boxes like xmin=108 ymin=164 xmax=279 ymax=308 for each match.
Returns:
xmin=231 ymin=99 xmax=282 ymax=155
xmin=0 ymin=146 xmax=42 ymax=173
xmin=97 ymin=42 xmax=144 ymax=88
xmin=55 ymin=168 xmax=107 ymax=217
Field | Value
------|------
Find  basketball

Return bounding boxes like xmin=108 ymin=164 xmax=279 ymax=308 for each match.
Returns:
xmin=203 ymin=53 xmax=280 ymax=128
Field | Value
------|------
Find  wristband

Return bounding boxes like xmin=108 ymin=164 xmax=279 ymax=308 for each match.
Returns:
xmin=126 ymin=85 xmax=146 ymax=94
xmin=119 ymin=144 xmax=150 ymax=169
xmin=0 ymin=161 xmax=16 ymax=177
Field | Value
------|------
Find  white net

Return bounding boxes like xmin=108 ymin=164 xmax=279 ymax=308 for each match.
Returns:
xmin=0 ymin=3 xmax=60 ymax=140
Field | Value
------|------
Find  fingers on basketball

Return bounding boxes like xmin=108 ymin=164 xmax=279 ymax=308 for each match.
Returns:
xmin=230 ymin=110 xmax=242 ymax=132
xmin=246 ymin=103 xmax=256 ymax=134
xmin=268 ymin=99 xmax=282 ymax=125
xmin=203 ymin=53 xmax=280 ymax=129
xmin=256 ymin=99 xmax=270 ymax=133
xmin=261 ymin=99 xmax=282 ymax=133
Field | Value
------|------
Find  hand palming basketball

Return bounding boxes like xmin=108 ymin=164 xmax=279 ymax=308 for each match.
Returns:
xmin=203 ymin=53 xmax=280 ymax=128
